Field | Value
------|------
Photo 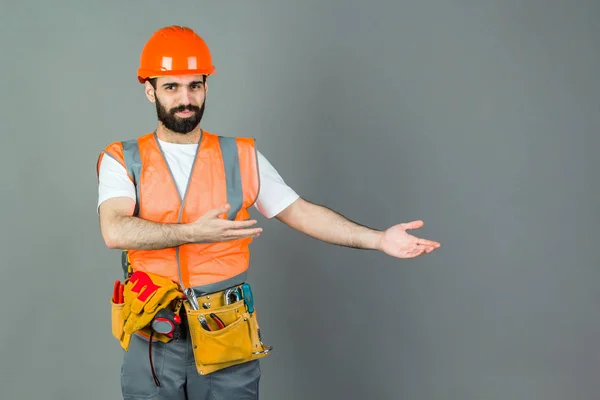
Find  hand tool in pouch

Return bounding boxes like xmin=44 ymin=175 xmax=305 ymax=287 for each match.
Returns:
xmin=184 ymin=288 xmax=200 ymax=310
xmin=224 ymin=287 xmax=242 ymax=305
xmin=209 ymin=313 xmax=225 ymax=329
xmin=202 ymin=303 xmax=226 ymax=330
xmin=185 ymin=288 xmax=211 ymax=331
xmin=112 ymin=280 xmax=124 ymax=304
xmin=241 ymin=283 xmax=254 ymax=314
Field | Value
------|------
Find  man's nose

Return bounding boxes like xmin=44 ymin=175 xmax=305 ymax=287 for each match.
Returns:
xmin=178 ymin=88 xmax=193 ymax=105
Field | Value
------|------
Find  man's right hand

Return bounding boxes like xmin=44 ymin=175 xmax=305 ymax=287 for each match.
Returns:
xmin=185 ymin=204 xmax=263 ymax=243
xmin=99 ymin=198 xmax=262 ymax=250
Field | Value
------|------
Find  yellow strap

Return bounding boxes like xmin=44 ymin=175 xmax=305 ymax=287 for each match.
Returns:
xmin=173 ymin=299 xmax=182 ymax=315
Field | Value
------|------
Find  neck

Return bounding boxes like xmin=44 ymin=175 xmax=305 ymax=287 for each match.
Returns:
xmin=155 ymin=124 xmax=202 ymax=144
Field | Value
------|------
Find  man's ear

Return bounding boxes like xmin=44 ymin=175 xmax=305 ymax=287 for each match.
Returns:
xmin=144 ymin=81 xmax=156 ymax=103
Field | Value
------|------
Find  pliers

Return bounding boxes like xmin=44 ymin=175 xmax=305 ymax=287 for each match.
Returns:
xmin=113 ymin=280 xmax=124 ymax=304
xmin=199 ymin=314 xmax=225 ymax=331
xmin=209 ymin=313 xmax=225 ymax=329
xmin=199 ymin=304 xmax=226 ymax=330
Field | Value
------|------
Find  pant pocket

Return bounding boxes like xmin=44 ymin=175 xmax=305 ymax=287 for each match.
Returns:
xmin=121 ymin=334 xmax=164 ymax=399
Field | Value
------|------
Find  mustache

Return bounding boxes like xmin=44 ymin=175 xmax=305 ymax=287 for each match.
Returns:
xmin=171 ymin=104 xmax=200 ymax=114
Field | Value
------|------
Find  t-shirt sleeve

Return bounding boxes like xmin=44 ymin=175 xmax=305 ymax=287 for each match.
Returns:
xmin=254 ymin=150 xmax=300 ymax=219
xmin=97 ymin=153 xmax=137 ymax=214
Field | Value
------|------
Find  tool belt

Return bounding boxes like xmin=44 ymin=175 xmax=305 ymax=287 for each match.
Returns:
xmin=110 ymin=271 xmax=272 ymax=378
xmin=182 ymin=284 xmax=272 ymax=376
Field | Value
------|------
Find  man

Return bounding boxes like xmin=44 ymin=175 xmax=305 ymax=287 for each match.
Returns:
xmin=97 ymin=25 xmax=440 ymax=400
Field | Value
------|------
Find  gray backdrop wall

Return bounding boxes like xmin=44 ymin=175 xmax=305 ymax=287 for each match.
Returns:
xmin=1 ymin=0 xmax=599 ymax=399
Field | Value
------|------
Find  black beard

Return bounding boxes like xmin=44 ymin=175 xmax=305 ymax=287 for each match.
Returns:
xmin=155 ymin=96 xmax=205 ymax=134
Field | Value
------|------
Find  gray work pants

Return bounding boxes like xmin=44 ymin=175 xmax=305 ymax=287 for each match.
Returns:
xmin=120 ymin=332 xmax=261 ymax=399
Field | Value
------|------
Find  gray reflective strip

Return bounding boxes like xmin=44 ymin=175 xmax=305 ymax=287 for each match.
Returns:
xmin=218 ymin=137 xmax=243 ymax=220
xmin=122 ymin=139 xmax=142 ymax=217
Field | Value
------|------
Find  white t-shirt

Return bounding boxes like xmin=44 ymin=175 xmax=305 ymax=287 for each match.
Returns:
xmin=97 ymin=138 xmax=300 ymax=219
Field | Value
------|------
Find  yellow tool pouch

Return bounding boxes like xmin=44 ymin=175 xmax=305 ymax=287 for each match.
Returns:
xmin=184 ymin=294 xmax=272 ymax=375
xmin=110 ymin=298 xmax=133 ymax=350
xmin=111 ymin=299 xmax=124 ymax=340
xmin=111 ymin=295 xmax=182 ymax=350
xmin=110 ymin=271 xmax=184 ymax=351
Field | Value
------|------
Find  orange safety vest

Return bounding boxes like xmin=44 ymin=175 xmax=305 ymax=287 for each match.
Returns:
xmin=97 ymin=131 xmax=259 ymax=293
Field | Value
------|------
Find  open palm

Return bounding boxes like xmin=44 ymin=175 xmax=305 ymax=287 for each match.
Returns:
xmin=378 ymin=220 xmax=440 ymax=258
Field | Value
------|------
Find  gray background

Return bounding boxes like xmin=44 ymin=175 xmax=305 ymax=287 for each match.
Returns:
xmin=1 ymin=0 xmax=599 ymax=399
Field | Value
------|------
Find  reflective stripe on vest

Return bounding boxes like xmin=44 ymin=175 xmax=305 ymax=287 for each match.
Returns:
xmin=122 ymin=139 xmax=142 ymax=217
xmin=100 ymin=131 xmax=260 ymax=293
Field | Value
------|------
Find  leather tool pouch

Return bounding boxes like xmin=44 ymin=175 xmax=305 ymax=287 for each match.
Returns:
xmin=111 ymin=300 xmax=180 ymax=351
xmin=184 ymin=299 xmax=272 ymax=375
xmin=110 ymin=279 xmax=180 ymax=351
xmin=111 ymin=299 xmax=125 ymax=341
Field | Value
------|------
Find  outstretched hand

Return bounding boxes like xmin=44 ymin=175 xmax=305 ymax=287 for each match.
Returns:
xmin=377 ymin=220 xmax=440 ymax=258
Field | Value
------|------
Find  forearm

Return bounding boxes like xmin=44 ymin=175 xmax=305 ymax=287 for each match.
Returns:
xmin=278 ymin=199 xmax=383 ymax=250
xmin=102 ymin=215 xmax=191 ymax=250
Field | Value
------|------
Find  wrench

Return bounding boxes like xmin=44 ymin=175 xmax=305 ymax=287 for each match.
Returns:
xmin=184 ymin=288 xmax=200 ymax=310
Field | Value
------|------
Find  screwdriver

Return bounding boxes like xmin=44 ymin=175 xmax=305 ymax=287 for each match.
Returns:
xmin=241 ymin=283 xmax=254 ymax=314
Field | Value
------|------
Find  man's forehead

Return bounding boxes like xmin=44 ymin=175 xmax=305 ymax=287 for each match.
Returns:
xmin=155 ymin=75 xmax=205 ymax=85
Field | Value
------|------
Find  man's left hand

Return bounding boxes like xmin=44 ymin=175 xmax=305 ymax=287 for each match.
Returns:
xmin=378 ymin=220 xmax=440 ymax=258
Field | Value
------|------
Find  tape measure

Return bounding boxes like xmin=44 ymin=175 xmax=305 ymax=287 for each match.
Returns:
xmin=151 ymin=308 xmax=182 ymax=337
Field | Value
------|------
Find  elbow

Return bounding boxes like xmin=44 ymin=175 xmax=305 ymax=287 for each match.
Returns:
xmin=101 ymin=227 xmax=123 ymax=250
xmin=99 ymin=213 xmax=127 ymax=249
xmin=104 ymin=239 xmax=121 ymax=250
xmin=103 ymin=234 xmax=120 ymax=250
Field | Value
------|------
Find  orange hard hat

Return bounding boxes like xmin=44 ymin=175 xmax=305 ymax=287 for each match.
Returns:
xmin=137 ymin=25 xmax=216 ymax=84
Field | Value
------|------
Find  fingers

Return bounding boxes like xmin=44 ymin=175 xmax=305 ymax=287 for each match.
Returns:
xmin=415 ymin=238 xmax=441 ymax=248
xmin=400 ymin=242 xmax=439 ymax=258
xmin=219 ymin=218 xmax=262 ymax=238
xmin=417 ymin=243 xmax=439 ymax=255
xmin=404 ymin=247 xmax=430 ymax=258
xmin=421 ymin=246 xmax=436 ymax=255
xmin=222 ymin=219 xmax=259 ymax=229
xmin=223 ymin=227 xmax=263 ymax=239
xmin=190 ymin=206 xmax=263 ymax=242
xmin=205 ymin=204 xmax=231 ymax=219
xmin=402 ymin=220 xmax=424 ymax=230
xmin=409 ymin=249 xmax=427 ymax=258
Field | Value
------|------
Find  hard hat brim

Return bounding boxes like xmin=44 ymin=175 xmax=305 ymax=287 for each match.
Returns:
xmin=137 ymin=66 xmax=216 ymax=84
